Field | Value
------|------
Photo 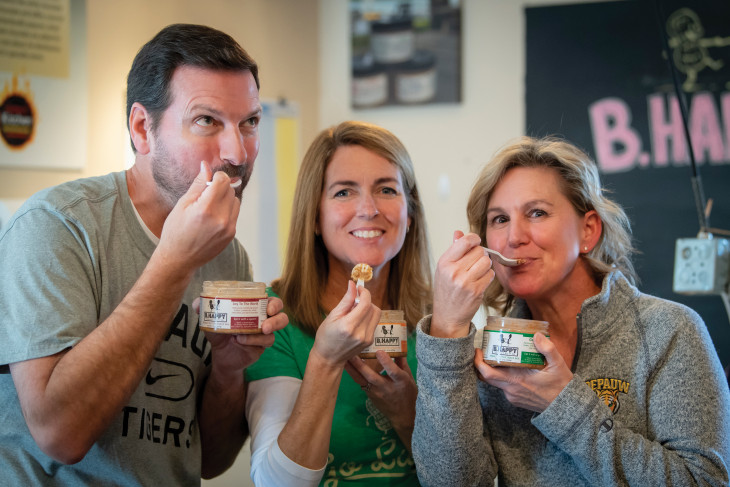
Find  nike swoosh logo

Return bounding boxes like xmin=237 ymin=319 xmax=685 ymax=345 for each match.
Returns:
xmin=146 ymin=370 xmax=178 ymax=385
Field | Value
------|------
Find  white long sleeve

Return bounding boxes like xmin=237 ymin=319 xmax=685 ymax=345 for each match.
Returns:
xmin=246 ymin=376 xmax=326 ymax=486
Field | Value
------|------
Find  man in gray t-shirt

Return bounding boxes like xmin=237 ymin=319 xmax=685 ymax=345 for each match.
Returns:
xmin=0 ymin=24 xmax=287 ymax=486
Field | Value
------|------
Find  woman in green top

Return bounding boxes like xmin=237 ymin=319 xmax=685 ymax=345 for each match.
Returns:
xmin=246 ymin=121 xmax=432 ymax=486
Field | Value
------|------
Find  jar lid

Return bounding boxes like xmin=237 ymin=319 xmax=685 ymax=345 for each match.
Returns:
xmin=486 ymin=316 xmax=549 ymax=333
xmin=202 ymin=281 xmax=266 ymax=293
xmin=380 ymin=309 xmax=405 ymax=322
xmin=203 ymin=280 xmax=264 ymax=287
xmin=371 ymin=18 xmax=412 ymax=33
xmin=394 ymin=50 xmax=436 ymax=73
xmin=353 ymin=56 xmax=386 ymax=77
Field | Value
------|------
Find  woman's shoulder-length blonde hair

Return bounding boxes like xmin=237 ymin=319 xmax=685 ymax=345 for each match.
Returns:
xmin=467 ymin=135 xmax=637 ymax=314
xmin=272 ymin=121 xmax=433 ymax=334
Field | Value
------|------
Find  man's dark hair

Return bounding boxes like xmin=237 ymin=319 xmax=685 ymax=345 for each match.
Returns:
xmin=126 ymin=24 xmax=259 ymax=149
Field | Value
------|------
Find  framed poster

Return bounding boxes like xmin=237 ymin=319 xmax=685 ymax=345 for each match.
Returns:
xmin=350 ymin=0 xmax=462 ymax=108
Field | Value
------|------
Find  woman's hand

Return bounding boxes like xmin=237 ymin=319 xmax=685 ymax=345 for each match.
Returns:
xmin=311 ymin=280 xmax=382 ymax=368
xmin=474 ymin=333 xmax=573 ymax=412
xmin=431 ymin=231 xmax=495 ymax=338
xmin=345 ymin=350 xmax=417 ymax=450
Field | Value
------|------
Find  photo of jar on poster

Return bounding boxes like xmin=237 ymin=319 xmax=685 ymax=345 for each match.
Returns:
xmin=350 ymin=0 xmax=462 ymax=109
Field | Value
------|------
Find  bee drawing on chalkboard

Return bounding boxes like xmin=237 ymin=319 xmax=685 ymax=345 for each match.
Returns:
xmin=666 ymin=8 xmax=730 ymax=92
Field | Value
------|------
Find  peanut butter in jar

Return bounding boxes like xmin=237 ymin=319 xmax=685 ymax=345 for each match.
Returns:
xmin=360 ymin=310 xmax=407 ymax=358
xmin=199 ymin=281 xmax=268 ymax=334
xmin=481 ymin=316 xmax=549 ymax=369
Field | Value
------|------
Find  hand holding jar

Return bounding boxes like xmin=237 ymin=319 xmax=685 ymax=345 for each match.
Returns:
xmin=474 ymin=332 xmax=573 ymax=413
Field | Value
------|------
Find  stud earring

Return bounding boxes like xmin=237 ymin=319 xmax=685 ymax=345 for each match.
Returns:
xmin=584 ymin=246 xmax=588 ymax=252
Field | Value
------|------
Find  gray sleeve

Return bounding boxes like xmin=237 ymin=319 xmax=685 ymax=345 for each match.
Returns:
xmin=0 ymin=207 xmax=99 ymax=367
xmin=533 ymin=308 xmax=730 ymax=486
xmin=412 ymin=316 xmax=497 ymax=487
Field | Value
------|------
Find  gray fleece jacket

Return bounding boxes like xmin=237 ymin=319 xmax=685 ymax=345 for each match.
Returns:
xmin=413 ymin=271 xmax=730 ymax=486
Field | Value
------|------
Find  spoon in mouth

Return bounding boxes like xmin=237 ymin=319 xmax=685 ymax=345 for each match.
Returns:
xmin=483 ymin=247 xmax=524 ymax=267
xmin=206 ymin=179 xmax=242 ymax=189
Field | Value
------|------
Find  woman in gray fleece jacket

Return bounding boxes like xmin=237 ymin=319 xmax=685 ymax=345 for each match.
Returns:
xmin=412 ymin=137 xmax=730 ymax=486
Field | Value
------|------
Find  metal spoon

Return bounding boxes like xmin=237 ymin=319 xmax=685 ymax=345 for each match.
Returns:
xmin=206 ymin=179 xmax=242 ymax=189
xmin=483 ymin=247 xmax=524 ymax=267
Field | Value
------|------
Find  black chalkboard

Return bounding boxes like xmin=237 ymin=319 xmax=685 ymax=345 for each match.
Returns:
xmin=525 ymin=0 xmax=730 ymax=367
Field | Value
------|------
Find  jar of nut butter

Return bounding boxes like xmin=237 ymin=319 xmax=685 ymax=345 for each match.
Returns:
xmin=199 ymin=281 xmax=268 ymax=334
xmin=481 ymin=316 xmax=549 ymax=369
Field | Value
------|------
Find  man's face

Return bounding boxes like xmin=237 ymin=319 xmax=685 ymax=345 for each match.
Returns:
xmin=148 ymin=65 xmax=261 ymax=208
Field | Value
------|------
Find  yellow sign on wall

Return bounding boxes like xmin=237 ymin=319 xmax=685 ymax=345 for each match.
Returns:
xmin=275 ymin=116 xmax=299 ymax=267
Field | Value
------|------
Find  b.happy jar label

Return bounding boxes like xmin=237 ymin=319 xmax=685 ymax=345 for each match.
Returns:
xmin=200 ymin=296 xmax=267 ymax=333
xmin=360 ymin=321 xmax=407 ymax=356
xmin=481 ymin=316 xmax=549 ymax=369
xmin=360 ymin=310 xmax=408 ymax=358
xmin=482 ymin=330 xmax=546 ymax=367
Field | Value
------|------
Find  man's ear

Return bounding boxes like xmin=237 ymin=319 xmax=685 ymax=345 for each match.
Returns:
xmin=128 ymin=102 xmax=153 ymax=155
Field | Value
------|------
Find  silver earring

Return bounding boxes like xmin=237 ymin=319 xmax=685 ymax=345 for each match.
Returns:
xmin=584 ymin=246 xmax=588 ymax=252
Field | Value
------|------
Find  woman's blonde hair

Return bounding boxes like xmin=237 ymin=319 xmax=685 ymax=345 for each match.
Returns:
xmin=467 ymin=136 xmax=636 ymax=314
xmin=272 ymin=121 xmax=432 ymax=334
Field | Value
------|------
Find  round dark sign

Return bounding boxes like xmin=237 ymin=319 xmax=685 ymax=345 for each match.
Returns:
xmin=0 ymin=94 xmax=35 ymax=149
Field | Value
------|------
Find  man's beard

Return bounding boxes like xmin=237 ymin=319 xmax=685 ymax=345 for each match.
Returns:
xmin=151 ymin=141 xmax=252 ymax=210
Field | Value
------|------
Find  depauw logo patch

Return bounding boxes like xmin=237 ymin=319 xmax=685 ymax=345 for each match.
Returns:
xmin=586 ymin=377 xmax=630 ymax=414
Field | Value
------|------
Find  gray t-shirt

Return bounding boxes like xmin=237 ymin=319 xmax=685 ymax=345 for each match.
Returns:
xmin=0 ymin=171 xmax=253 ymax=486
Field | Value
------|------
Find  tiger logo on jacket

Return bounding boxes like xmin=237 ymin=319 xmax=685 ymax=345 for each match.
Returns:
xmin=586 ymin=377 xmax=630 ymax=414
